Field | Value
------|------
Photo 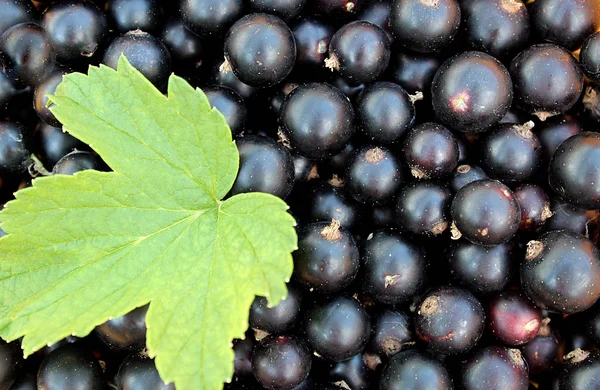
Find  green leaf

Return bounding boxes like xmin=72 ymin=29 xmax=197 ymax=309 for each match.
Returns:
xmin=0 ymin=56 xmax=297 ymax=390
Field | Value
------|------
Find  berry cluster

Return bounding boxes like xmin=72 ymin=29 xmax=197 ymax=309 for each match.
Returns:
xmin=0 ymin=0 xmax=600 ymax=389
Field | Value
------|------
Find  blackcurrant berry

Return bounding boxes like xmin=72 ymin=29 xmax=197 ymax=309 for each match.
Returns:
xmin=361 ymin=230 xmax=427 ymax=304
xmin=160 ymin=18 xmax=203 ymax=66
xmin=213 ymin=63 xmax=257 ymax=100
xmin=537 ymin=115 xmax=583 ymax=163
xmin=520 ymin=320 xmax=559 ymax=375
xmin=0 ymin=339 xmax=23 ymax=390
xmin=379 ymin=349 xmax=452 ymax=390
xmin=325 ymin=21 xmax=390 ymax=84
xmin=395 ymin=181 xmax=452 ymax=236
xmin=223 ymin=13 xmax=296 ymax=88
xmin=248 ymin=0 xmax=307 ymax=21
xmin=38 ymin=123 xmax=83 ymax=167
xmin=371 ymin=310 xmax=414 ymax=358
xmin=0 ymin=69 xmax=27 ymax=110
xmin=402 ymin=122 xmax=459 ymax=179
xmin=37 ymin=344 xmax=104 ymax=390
xmin=522 ymin=230 xmax=600 ymax=314
xmin=459 ymin=346 xmax=529 ymax=390
xmin=0 ymin=121 xmax=30 ymax=174
xmin=0 ymin=0 xmax=35 ymax=37
xmin=514 ymin=184 xmax=552 ymax=232
xmin=390 ymin=0 xmax=461 ymax=53
xmin=545 ymin=199 xmax=599 ymax=235
xmin=305 ymin=181 xmax=360 ymax=229
xmin=558 ymin=349 xmax=600 ymax=390
xmin=581 ymin=31 xmax=600 ymax=85
xmin=107 ymin=0 xmax=163 ymax=33
xmin=230 ymin=135 xmax=294 ymax=199
xmin=510 ymin=44 xmax=583 ymax=120
xmin=388 ymin=50 xmax=441 ymax=95
xmin=233 ymin=336 xmax=254 ymax=377
xmin=116 ymin=353 xmax=175 ymax=390
xmin=293 ymin=18 xmax=334 ymax=69
xmin=357 ymin=0 xmax=392 ymax=39
xmin=449 ymin=164 xmax=488 ymax=194
xmin=249 ymin=284 xmax=302 ymax=334
xmin=95 ymin=305 xmax=148 ymax=351
xmin=180 ymin=0 xmax=243 ymax=37
xmin=310 ymin=0 xmax=363 ymax=19
xmin=432 ymin=51 xmax=513 ymax=133
xmin=205 ymin=86 xmax=247 ymax=137
xmin=451 ymin=179 xmax=520 ymax=246
xmin=34 ymin=68 xmax=67 ymax=127
xmin=487 ymin=290 xmax=542 ymax=346
xmin=252 ymin=335 xmax=312 ymax=390
xmin=279 ymin=82 xmax=355 ymax=160
xmin=326 ymin=353 xmax=373 ymax=390
xmin=52 ymin=151 xmax=101 ymax=175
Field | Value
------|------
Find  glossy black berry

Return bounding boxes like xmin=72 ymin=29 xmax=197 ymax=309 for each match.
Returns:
xmin=451 ymin=179 xmax=521 ymax=246
xmin=0 ymin=339 xmax=23 ymax=390
xmin=116 ymin=353 xmax=175 ymax=390
xmin=549 ymin=132 xmax=600 ymax=210
xmin=510 ymin=44 xmax=583 ymax=120
xmin=52 ymin=150 xmax=101 ymax=175
xmin=355 ymin=81 xmax=417 ymax=144
xmin=346 ymin=145 xmax=402 ymax=205
xmin=379 ymin=349 xmax=452 ymax=390
xmin=545 ymin=199 xmax=598 ymax=235
xmin=415 ymin=286 xmax=485 ymax=354
xmin=371 ymin=310 xmax=414 ymax=357
xmin=310 ymin=0 xmax=363 ymax=19
xmin=357 ymin=0 xmax=392 ymax=39
xmin=395 ymin=181 xmax=452 ymax=236
xmin=403 ymin=122 xmax=459 ymax=179
xmin=279 ymin=83 xmax=355 ymax=160
xmin=160 ymin=18 xmax=203 ymax=66
xmin=0 ymin=0 xmax=35 ymax=37
xmin=530 ymin=0 xmax=600 ymax=51
xmin=37 ymin=344 xmax=104 ymax=390
xmin=42 ymin=0 xmax=107 ymax=61
xmin=388 ymin=51 xmax=441 ymax=95
xmin=521 ymin=230 xmax=600 ymax=314
xmin=480 ymin=121 xmax=541 ymax=183
xmin=461 ymin=0 xmax=529 ymax=60
xmin=390 ymin=0 xmax=461 ymax=53
xmin=514 ymin=184 xmax=552 ymax=232
xmin=34 ymin=68 xmax=66 ymax=127
xmin=325 ymin=21 xmax=390 ymax=84
xmin=558 ymin=350 xmax=600 ymax=390
xmin=230 ymin=135 xmax=294 ymax=199
xmin=107 ymin=0 xmax=163 ymax=33
xmin=293 ymin=18 xmax=334 ymax=68
xmin=521 ymin=321 xmax=559 ymax=374
xmin=38 ymin=123 xmax=83 ymax=167
xmin=252 ymin=335 xmax=311 ymax=390
xmin=304 ymin=296 xmax=370 ymax=362
xmin=249 ymin=285 xmax=302 ymax=334
xmin=0 ymin=69 xmax=26 ymax=110
xmin=0 ymin=121 xmax=30 ymax=174
xmin=581 ymin=32 xmax=600 ymax=85
xmin=248 ymin=0 xmax=307 ymax=20
xmin=448 ymin=240 xmax=514 ymax=295
xmin=459 ymin=346 xmax=529 ymax=390
xmin=432 ymin=51 xmax=513 ymax=133
xmin=95 ymin=304 xmax=148 ymax=351
xmin=449 ymin=164 xmax=488 ymax=193
xmin=223 ymin=13 xmax=296 ymax=88
xmin=213 ymin=64 xmax=257 ymax=100
xmin=103 ymin=30 xmax=171 ymax=91
xmin=305 ymin=181 xmax=360 ymax=229
xmin=537 ymin=115 xmax=583 ymax=163
xmin=205 ymin=86 xmax=247 ymax=137
xmin=487 ymin=290 xmax=542 ymax=346
xmin=0 ymin=23 xmax=55 ymax=86
xmin=233 ymin=336 xmax=254 ymax=377
xmin=326 ymin=352 xmax=373 ymax=390
xmin=293 ymin=220 xmax=359 ymax=292
xmin=361 ymin=230 xmax=427 ymax=304
xmin=181 ymin=0 xmax=242 ymax=37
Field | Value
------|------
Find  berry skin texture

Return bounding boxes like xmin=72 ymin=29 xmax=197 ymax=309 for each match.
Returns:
xmin=204 ymin=86 xmax=247 ymax=137
xmin=549 ymin=132 xmax=600 ymax=210
xmin=514 ymin=184 xmax=552 ymax=232
xmin=160 ymin=18 xmax=203 ymax=65
xmin=451 ymin=179 xmax=521 ymax=246
xmin=304 ymin=296 xmax=370 ymax=362
xmin=459 ymin=346 xmax=529 ymax=390
xmin=559 ymin=350 xmax=600 ymax=390
xmin=180 ymin=0 xmax=243 ymax=37
xmin=293 ymin=18 xmax=334 ymax=68
xmin=449 ymin=164 xmax=488 ymax=194
xmin=487 ymin=290 xmax=542 ymax=346
xmin=223 ymin=13 xmax=296 ymax=88
xmin=42 ymin=0 xmax=107 ymax=61
xmin=293 ymin=220 xmax=359 ymax=292
xmin=581 ymin=32 xmax=600 ymax=85
xmin=521 ymin=230 xmax=600 ymax=314
xmin=249 ymin=284 xmax=302 ymax=334
xmin=390 ymin=0 xmax=461 ymax=54
xmin=116 ymin=353 xmax=175 ymax=390
xmin=395 ymin=181 xmax=452 ymax=236
xmin=529 ymin=0 xmax=600 ymax=51
xmin=402 ymin=122 xmax=459 ymax=179
xmin=379 ymin=349 xmax=452 ymax=390
xmin=361 ymin=230 xmax=427 ymax=305
xmin=37 ymin=344 xmax=104 ymax=390
xmin=345 ymin=145 xmax=403 ymax=205
xmin=0 ymin=0 xmax=35 ymax=37
xmin=103 ymin=30 xmax=171 ymax=91
xmin=52 ymin=151 xmax=101 ymax=175
xmin=431 ymin=51 xmax=513 ymax=133
xmin=230 ymin=135 xmax=295 ymax=199
xmin=509 ymin=44 xmax=583 ymax=120
xmin=355 ymin=82 xmax=416 ymax=144
xmin=448 ymin=240 xmax=513 ymax=295
xmin=95 ymin=305 xmax=148 ymax=351
xmin=537 ymin=115 xmax=583 ymax=163
xmin=279 ymin=82 xmax=355 ymax=160
xmin=252 ymin=335 xmax=312 ymax=390
xmin=0 ymin=121 xmax=30 ymax=174
xmin=326 ymin=21 xmax=390 ymax=84
xmin=414 ymin=286 xmax=485 ymax=355
xmin=480 ymin=121 xmax=541 ymax=184
xmin=371 ymin=310 xmax=414 ymax=358
xmin=389 ymin=51 xmax=441 ymax=95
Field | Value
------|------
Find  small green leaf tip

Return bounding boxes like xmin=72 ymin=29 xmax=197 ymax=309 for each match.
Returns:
xmin=0 ymin=56 xmax=297 ymax=390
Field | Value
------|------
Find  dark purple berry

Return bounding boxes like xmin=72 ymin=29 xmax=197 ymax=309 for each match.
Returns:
xmin=402 ymin=122 xmax=459 ymax=179
xmin=487 ymin=290 xmax=542 ymax=346
xmin=249 ymin=285 xmax=302 ymax=334
xmin=95 ymin=305 xmax=148 ymax=351
xmin=449 ymin=164 xmax=488 ymax=194
xmin=395 ymin=181 xmax=452 ymax=236
xmin=459 ymin=346 xmax=529 ymax=390
xmin=293 ymin=18 xmax=334 ymax=68
xmin=252 ymin=335 xmax=312 ymax=390
xmin=379 ymin=349 xmax=452 ymax=390
xmin=581 ymin=31 xmax=600 ymax=85
xmin=388 ymin=51 xmax=441 ymax=95
xmin=558 ymin=349 xmax=600 ymax=390
xmin=180 ymin=0 xmax=243 ymax=37
xmin=514 ymin=184 xmax=552 ymax=232
xmin=37 ymin=344 xmax=104 ymax=390
xmin=205 ymin=86 xmax=247 ymax=137
xmin=371 ymin=310 xmax=414 ymax=358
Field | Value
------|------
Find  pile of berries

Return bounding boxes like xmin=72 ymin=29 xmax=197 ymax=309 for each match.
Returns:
xmin=1 ymin=0 xmax=600 ymax=389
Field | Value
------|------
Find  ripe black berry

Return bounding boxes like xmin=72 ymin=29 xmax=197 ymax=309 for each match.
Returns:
xmin=521 ymin=230 xmax=600 ymax=314
xmin=160 ymin=18 xmax=203 ymax=66
xmin=0 ymin=339 xmax=23 ymax=390
xmin=223 ymin=13 xmax=296 ymax=88
xmin=304 ymin=296 xmax=370 ymax=362
xmin=415 ymin=286 xmax=485 ymax=355
xmin=325 ymin=21 xmax=390 ymax=84
xmin=310 ymin=0 xmax=363 ymax=19
xmin=279 ymin=82 xmax=355 ymax=160
xmin=449 ymin=164 xmax=488 ymax=193
xmin=37 ymin=344 xmax=104 ymax=390
xmin=537 ymin=115 xmax=583 ymax=163
xmin=558 ymin=349 xmax=600 ymax=390
xmin=326 ymin=353 xmax=373 ymax=390
xmin=395 ymin=181 xmax=452 ymax=236
xmin=357 ymin=0 xmax=392 ymax=39
xmin=249 ymin=284 xmax=302 ymax=334
xmin=107 ymin=0 xmax=163 ymax=33
xmin=233 ymin=336 xmax=254 ymax=377
xmin=355 ymin=82 xmax=418 ymax=144
xmin=459 ymin=346 xmax=529 ymax=390
xmin=305 ymin=181 xmax=360 ymax=229
xmin=521 ymin=320 xmax=559 ymax=374
xmin=390 ymin=0 xmax=461 ymax=53
xmin=549 ymin=132 xmax=600 ymax=210
xmin=293 ymin=18 xmax=334 ymax=68
xmin=0 ymin=0 xmax=35 ymax=37
xmin=204 ymin=86 xmax=247 ymax=137
xmin=510 ymin=44 xmax=583 ymax=120
xmin=248 ymin=0 xmax=307 ymax=20
xmin=345 ymin=145 xmax=402 ymax=205
xmin=371 ymin=310 xmax=414 ymax=358
xmin=545 ymin=199 xmax=598 ymax=236
xmin=581 ymin=32 xmax=600 ymax=85
xmin=293 ymin=220 xmax=359 ymax=292
xmin=487 ymin=290 xmax=542 ymax=346
xmin=95 ymin=305 xmax=148 ymax=351
xmin=252 ymin=335 xmax=312 ymax=390
xmin=379 ymin=349 xmax=452 ymax=390
xmin=0 ymin=121 xmax=30 ymax=174
xmin=52 ymin=151 xmax=100 ymax=175
xmin=361 ymin=230 xmax=427 ymax=304
xmin=34 ymin=68 xmax=66 ymax=127
xmin=388 ymin=51 xmax=441 ymax=95
xmin=514 ymin=184 xmax=552 ymax=232
xmin=432 ymin=51 xmax=513 ymax=133
xmin=116 ymin=353 xmax=174 ymax=390
xmin=180 ymin=0 xmax=242 ymax=37
xmin=402 ymin=122 xmax=459 ymax=179
xmin=451 ymin=179 xmax=521 ymax=246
